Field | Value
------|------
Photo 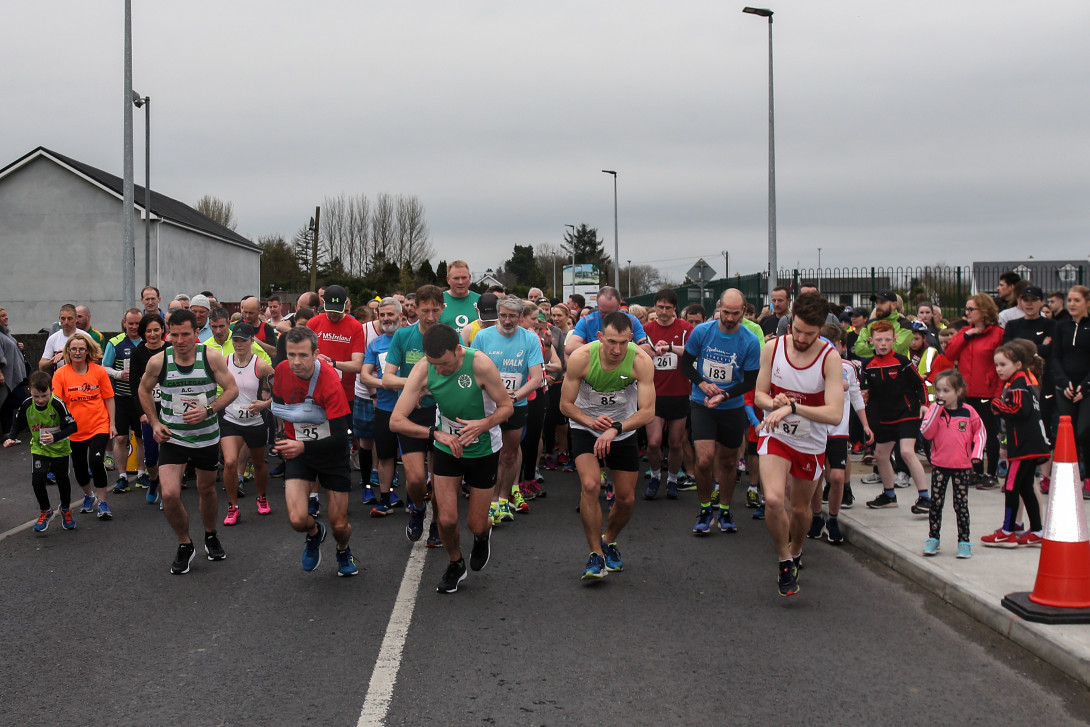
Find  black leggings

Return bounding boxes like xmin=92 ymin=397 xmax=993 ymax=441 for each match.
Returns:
xmin=966 ymin=398 xmax=1000 ymax=477
xmin=520 ymin=391 xmax=547 ymax=482
xmin=32 ymin=454 xmax=72 ymax=510
xmin=928 ymin=466 xmax=971 ymax=542
xmin=1055 ymin=390 xmax=1090 ymax=481
xmin=1004 ymin=458 xmax=1042 ymax=533
xmin=70 ymin=433 xmax=110 ymax=489
xmin=543 ymin=384 xmax=565 ymax=454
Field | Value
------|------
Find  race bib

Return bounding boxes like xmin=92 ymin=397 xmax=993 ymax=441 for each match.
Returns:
xmin=152 ymin=384 xmax=162 ymax=403
xmin=654 ymin=352 xmax=678 ymax=371
xmin=40 ymin=426 xmax=60 ymax=441
xmin=232 ymin=402 xmax=259 ymax=421
xmin=778 ymin=414 xmax=811 ymax=439
xmin=295 ymin=421 xmax=331 ymax=441
xmin=702 ymin=359 xmax=732 ymax=383
xmin=500 ymin=372 xmax=523 ymax=392
xmin=597 ymin=389 xmax=628 ymax=407
xmin=439 ymin=413 xmax=464 ymax=437
xmin=377 ymin=352 xmax=388 ymax=372
xmin=178 ymin=393 xmax=208 ymax=415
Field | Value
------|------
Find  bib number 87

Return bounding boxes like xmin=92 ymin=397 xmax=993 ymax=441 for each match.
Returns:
xmin=780 ymin=420 xmax=799 ymax=436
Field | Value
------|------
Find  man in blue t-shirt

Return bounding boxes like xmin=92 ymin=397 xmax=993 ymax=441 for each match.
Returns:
xmin=681 ymin=289 xmax=762 ymax=536
xmin=473 ymin=295 xmax=544 ymax=523
xmin=360 ymin=298 xmax=404 ymax=516
xmin=565 ymin=286 xmax=649 ymax=355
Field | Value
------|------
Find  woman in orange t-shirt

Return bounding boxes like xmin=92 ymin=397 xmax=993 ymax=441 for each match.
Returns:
xmin=52 ymin=334 xmax=116 ymax=520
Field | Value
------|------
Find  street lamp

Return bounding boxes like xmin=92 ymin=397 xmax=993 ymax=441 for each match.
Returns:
xmin=602 ymin=170 xmax=619 ymax=289
xmin=627 ymin=259 xmax=632 ymax=298
xmin=743 ymin=6 xmax=777 ymax=305
xmin=564 ymin=223 xmax=576 ymax=300
xmin=132 ymin=91 xmax=150 ymax=287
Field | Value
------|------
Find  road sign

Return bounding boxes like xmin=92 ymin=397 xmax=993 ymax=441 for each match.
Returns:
xmin=687 ymin=259 xmax=716 ymax=284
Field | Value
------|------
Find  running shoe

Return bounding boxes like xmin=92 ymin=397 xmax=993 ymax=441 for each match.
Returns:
xmin=543 ymin=455 xmax=557 ymax=471
xmin=717 ymin=508 xmax=738 ymax=533
xmin=268 ymin=462 xmax=285 ymax=478
xmin=1017 ymin=531 xmax=1043 ymax=547
xmin=388 ymin=490 xmax=404 ymax=508
xmin=361 ymin=487 xmax=379 ymax=505
xmin=746 ymin=488 xmax=761 ymax=508
xmin=778 ymin=560 xmax=799 ymax=597
xmin=303 ymin=521 xmax=326 ymax=570
xmin=336 ymin=548 xmax=359 ymax=577
xmin=825 ymin=517 xmax=843 ymax=544
xmin=997 ymin=460 xmax=1009 ymax=479
xmin=497 ymin=500 xmax=515 ymax=522
xmin=406 ymin=504 xmax=426 ymax=542
xmin=866 ymin=492 xmax=898 ymax=509
xmin=956 ymin=541 xmax=972 ymax=559
xmin=581 ymin=552 xmax=606 ymax=581
xmin=557 ymin=452 xmax=570 ymax=467
xmin=104 ymin=455 xmax=116 ymax=471
xmin=666 ymin=479 xmax=679 ymax=500
xmin=437 ymin=559 xmax=468 ymax=593
xmin=256 ymin=496 xmax=271 ymax=515
xmin=205 ymin=531 xmax=226 ymax=560
xmin=1084 ymin=478 xmax=1090 ymax=500
xmin=171 ymin=542 xmax=196 ymax=574
xmin=1039 ymin=476 xmax=1050 ymax=495
xmin=710 ymin=484 xmax=720 ymax=503
xmin=370 ymin=503 xmax=392 ymax=517
xmin=308 ymin=495 xmax=320 ymax=518
xmin=147 ymin=481 xmax=160 ymax=504
xmin=135 ymin=473 xmax=151 ymax=489
xmin=236 ymin=482 xmax=246 ymax=498
xmin=470 ymin=529 xmax=491 ymax=571
xmin=841 ymin=484 xmax=855 ymax=509
xmin=426 ymin=522 xmax=443 ymax=548
xmin=806 ymin=513 xmax=825 ymax=539
xmin=860 ymin=472 xmax=882 ymax=485
xmin=894 ymin=472 xmax=912 ymax=489
xmin=851 ymin=442 xmax=864 ymax=455
xmin=33 ymin=509 xmax=54 ymax=532
xmin=793 ymin=553 xmax=804 ymax=574
xmin=523 ymin=479 xmax=543 ymax=499
xmin=861 ymin=450 xmax=875 ymax=465
xmin=974 ymin=474 xmax=999 ymax=490
xmin=981 ymin=528 xmax=1020 ymax=548
xmin=243 ymin=463 xmax=255 ymax=481
xmin=512 ymin=490 xmax=530 ymax=513
xmin=693 ymin=506 xmax=715 ymax=535
xmin=59 ymin=508 xmax=75 ymax=530
xmin=645 ymin=475 xmax=660 ymax=500
xmin=489 ymin=502 xmax=501 ymax=526
xmin=910 ymin=496 xmax=931 ymax=515
xmin=112 ymin=477 xmax=130 ymax=494
xmin=96 ymin=501 xmax=112 ymax=520
xmin=922 ymin=537 xmax=940 ymax=556
xmin=602 ymin=540 xmax=624 ymax=572
xmin=676 ymin=475 xmax=697 ymax=491
xmin=535 ymin=468 xmax=545 ymax=484
xmin=223 ymin=505 xmax=241 ymax=526
xmin=752 ymin=505 xmax=765 ymax=520
xmin=561 ymin=458 xmax=575 ymax=473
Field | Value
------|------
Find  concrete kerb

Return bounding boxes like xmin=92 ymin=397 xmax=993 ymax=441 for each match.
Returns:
xmin=838 ymin=515 xmax=1090 ymax=688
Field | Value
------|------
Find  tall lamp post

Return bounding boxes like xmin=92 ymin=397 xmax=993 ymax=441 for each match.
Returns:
xmin=743 ymin=6 xmax=777 ymax=305
xmin=602 ymin=170 xmax=619 ymax=289
xmin=132 ymin=92 xmax=150 ymax=287
xmin=564 ymin=223 xmax=576 ymax=300
xmin=627 ymin=259 xmax=632 ymax=298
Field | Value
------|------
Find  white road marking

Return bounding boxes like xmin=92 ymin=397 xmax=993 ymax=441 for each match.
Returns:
xmin=357 ymin=515 xmax=431 ymax=726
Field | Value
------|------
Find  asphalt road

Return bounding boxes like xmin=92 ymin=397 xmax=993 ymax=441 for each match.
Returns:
xmin=2 ymin=443 xmax=1089 ymax=726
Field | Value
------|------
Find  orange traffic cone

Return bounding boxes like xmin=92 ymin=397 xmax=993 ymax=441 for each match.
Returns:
xmin=1003 ymin=416 xmax=1090 ymax=623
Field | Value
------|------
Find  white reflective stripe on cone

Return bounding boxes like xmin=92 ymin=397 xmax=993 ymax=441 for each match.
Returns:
xmin=1042 ymin=461 xmax=1089 ymax=544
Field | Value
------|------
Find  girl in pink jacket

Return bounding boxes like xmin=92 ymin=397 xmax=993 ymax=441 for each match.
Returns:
xmin=919 ymin=370 xmax=986 ymax=559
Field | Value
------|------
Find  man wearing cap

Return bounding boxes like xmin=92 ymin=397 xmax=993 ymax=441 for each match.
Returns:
xmin=440 ymin=260 xmax=481 ymax=335
xmin=239 ymin=296 xmax=279 ymax=358
xmin=190 ymin=294 xmax=214 ymax=342
xmin=306 ymin=285 xmax=365 ymax=409
xmin=854 ymin=290 xmax=912 ymax=357
xmin=461 ymin=292 xmax=499 ymax=346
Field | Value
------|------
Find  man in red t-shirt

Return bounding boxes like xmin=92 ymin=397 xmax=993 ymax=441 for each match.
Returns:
xmin=641 ymin=289 xmax=694 ymax=500
xmin=273 ymin=326 xmax=357 ymax=577
xmin=307 ymin=285 xmax=365 ymax=408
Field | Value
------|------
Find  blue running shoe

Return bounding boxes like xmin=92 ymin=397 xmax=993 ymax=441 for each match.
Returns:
xmin=692 ymin=506 xmax=714 ymax=535
xmin=370 ymin=503 xmax=392 ymax=517
xmin=269 ymin=462 xmax=285 ymax=478
xmin=112 ymin=477 xmax=130 ymax=494
xmin=406 ymin=503 xmax=426 ymax=542
xmin=146 ymin=481 xmax=159 ymax=505
xmin=426 ymin=522 xmax=443 ymax=549
xmin=303 ymin=521 xmax=326 ymax=572
xmin=582 ymin=552 xmax=606 ymax=581
xmin=644 ymin=476 xmax=660 ymax=500
xmin=717 ymin=508 xmax=738 ymax=533
xmin=336 ymin=547 xmax=359 ymax=577
xmin=97 ymin=501 xmax=113 ymax=520
xmin=666 ymin=479 xmax=679 ymax=500
xmin=135 ymin=473 xmax=151 ymax=490
xmin=60 ymin=508 xmax=76 ymax=530
xmin=602 ymin=541 xmax=623 ymax=572
xmin=308 ymin=495 xmax=320 ymax=518
xmin=388 ymin=490 xmax=403 ymax=508
xmin=33 ymin=509 xmax=54 ymax=532
xmin=361 ymin=487 xmax=378 ymax=505
xmin=752 ymin=505 xmax=765 ymax=520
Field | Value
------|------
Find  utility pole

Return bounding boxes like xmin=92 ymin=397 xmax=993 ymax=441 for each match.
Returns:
xmin=121 ymin=0 xmax=136 ymax=311
xmin=309 ymin=206 xmax=321 ymax=292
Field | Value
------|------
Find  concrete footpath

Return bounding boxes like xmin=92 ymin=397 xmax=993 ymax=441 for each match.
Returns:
xmin=837 ymin=465 xmax=1090 ymax=687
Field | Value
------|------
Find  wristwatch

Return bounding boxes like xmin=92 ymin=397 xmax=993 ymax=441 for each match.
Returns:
xmin=428 ymin=425 xmax=436 ymax=441
xmin=610 ymin=421 xmax=623 ymax=434
xmin=205 ymin=405 xmax=215 ymax=419
xmin=790 ymin=401 xmax=797 ymax=415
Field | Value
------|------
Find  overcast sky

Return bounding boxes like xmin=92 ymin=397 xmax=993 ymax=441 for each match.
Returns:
xmin=4 ymin=1 xmax=1088 ymax=284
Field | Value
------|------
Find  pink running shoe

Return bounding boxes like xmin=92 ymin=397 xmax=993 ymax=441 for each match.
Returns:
xmin=223 ymin=505 xmax=241 ymax=526
xmin=256 ymin=496 xmax=271 ymax=515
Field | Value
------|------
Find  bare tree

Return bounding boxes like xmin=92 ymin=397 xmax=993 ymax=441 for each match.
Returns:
xmin=195 ymin=194 xmax=237 ymax=231
xmin=322 ymin=193 xmax=350 ymax=273
xmin=349 ymin=193 xmax=371 ymax=277
xmin=371 ymin=193 xmax=396 ymax=268
xmin=395 ymin=194 xmax=434 ymax=269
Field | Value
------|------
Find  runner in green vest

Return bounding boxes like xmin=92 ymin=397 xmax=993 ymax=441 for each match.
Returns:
xmin=392 ymin=324 xmax=513 ymax=594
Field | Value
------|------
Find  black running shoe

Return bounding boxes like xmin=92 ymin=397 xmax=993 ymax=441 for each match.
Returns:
xmin=778 ymin=560 xmax=799 ymax=597
xmin=171 ymin=542 xmax=196 ymax=574
xmin=204 ymin=530 xmax=227 ymax=561
xmin=437 ymin=559 xmax=468 ymax=593
xmin=470 ymin=529 xmax=491 ymax=571
xmin=910 ymin=496 xmax=931 ymax=515
xmin=826 ymin=517 xmax=844 ymax=544
xmin=841 ymin=484 xmax=855 ymax=509
xmin=806 ymin=513 xmax=825 ymax=539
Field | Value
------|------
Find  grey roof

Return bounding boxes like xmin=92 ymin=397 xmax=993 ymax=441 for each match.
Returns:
xmin=0 ymin=146 xmax=259 ymax=251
